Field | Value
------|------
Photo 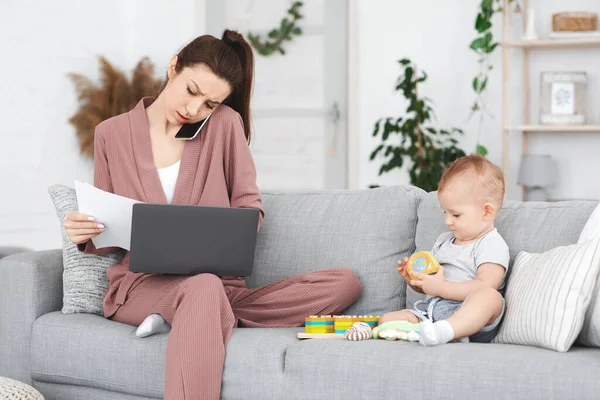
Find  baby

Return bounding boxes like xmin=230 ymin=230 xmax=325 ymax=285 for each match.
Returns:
xmin=379 ymin=154 xmax=510 ymax=346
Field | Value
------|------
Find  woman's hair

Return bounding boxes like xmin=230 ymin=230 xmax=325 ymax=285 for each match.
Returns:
xmin=173 ymin=29 xmax=254 ymax=143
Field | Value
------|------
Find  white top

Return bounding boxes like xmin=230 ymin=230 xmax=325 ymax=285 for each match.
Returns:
xmin=157 ymin=160 xmax=181 ymax=204
xmin=430 ymin=228 xmax=510 ymax=295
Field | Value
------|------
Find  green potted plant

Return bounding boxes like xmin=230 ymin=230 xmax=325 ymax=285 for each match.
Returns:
xmin=468 ymin=0 xmax=516 ymax=156
xmin=370 ymin=58 xmax=466 ymax=192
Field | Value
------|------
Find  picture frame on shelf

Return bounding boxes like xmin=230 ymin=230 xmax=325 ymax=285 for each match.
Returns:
xmin=540 ymin=71 xmax=587 ymax=125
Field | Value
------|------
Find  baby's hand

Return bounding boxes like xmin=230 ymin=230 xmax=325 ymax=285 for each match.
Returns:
xmin=397 ymin=257 xmax=410 ymax=282
xmin=410 ymin=265 xmax=446 ymax=297
xmin=398 ymin=257 xmax=424 ymax=294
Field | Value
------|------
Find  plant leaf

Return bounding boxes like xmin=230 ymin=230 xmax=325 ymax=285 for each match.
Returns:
xmin=475 ymin=14 xmax=492 ymax=32
xmin=483 ymin=32 xmax=493 ymax=46
xmin=370 ymin=144 xmax=384 ymax=160
xmin=476 ymin=144 xmax=488 ymax=156
xmin=479 ymin=77 xmax=488 ymax=92
xmin=470 ymin=37 xmax=485 ymax=50
xmin=372 ymin=120 xmax=382 ymax=137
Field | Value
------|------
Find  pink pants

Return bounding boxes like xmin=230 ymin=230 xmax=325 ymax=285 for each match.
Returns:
xmin=111 ymin=268 xmax=362 ymax=400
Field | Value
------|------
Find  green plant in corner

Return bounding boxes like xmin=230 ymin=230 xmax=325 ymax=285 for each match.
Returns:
xmin=247 ymin=1 xmax=303 ymax=56
xmin=370 ymin=59 xmax=466 ymax=193
xmin=468 ymin=0 xmax=515 ymax=157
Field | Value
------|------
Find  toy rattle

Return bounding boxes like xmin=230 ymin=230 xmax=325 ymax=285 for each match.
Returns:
xmin=406 ymin=251 xmax=440 ymax=280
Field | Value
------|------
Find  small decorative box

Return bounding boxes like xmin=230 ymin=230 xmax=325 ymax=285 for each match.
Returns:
xmin=552 ymin=12 xmax=598 ymax=32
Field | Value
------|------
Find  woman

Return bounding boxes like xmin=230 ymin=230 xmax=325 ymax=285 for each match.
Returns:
xmin=63 ymin=29 xmax=362 ymax=400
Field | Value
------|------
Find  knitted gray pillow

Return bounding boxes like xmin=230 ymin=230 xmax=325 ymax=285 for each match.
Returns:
xmin=48 ymin=184 xmax=126 ymax=314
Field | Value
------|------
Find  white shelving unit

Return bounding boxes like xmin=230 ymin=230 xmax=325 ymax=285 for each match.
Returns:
xmin=508 ymin=125 xmax=600 ymax=132
xmin=501 ymin=0 xmax=600 ymax=199
xmin=504 ymin=37 xmax=600 ymax=48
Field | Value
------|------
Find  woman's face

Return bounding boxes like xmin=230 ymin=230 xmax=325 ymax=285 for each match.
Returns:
xmin=162 ymin=57 xmax=232 ymax=126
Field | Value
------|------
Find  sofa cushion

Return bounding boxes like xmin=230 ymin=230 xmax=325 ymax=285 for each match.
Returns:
xmin=31 ymin=312 xmax=300 ymax=399
xmin=580 ymin=262 xmax=600 ymax=348
xmin=250 ymin=186 xmax=424 ymax=315
xmin=410 ymin=191 xmax=598 ymax=308
xmin=33 ymin=382 xmax=157 ymax=400
xmin=221 ymin=326 xmax=301 ymax=399
xmin=283 ymin=339 xmax=600 ymax=398
xmin=48 ymin=185 xmax=126 ymax=315
xmin=577 ymin=203 xmax=600 ymax=348
xmin=0 ymin=246 xmax=30 ymax=259
xmin=493 ymin=239 xmax=600 ymax=352
xmin=31 ymin=313 xmax=165 ymax=398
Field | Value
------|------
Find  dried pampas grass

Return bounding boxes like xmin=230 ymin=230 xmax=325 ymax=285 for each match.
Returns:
xmin=68 ymin=56 xmax=165 ymax=158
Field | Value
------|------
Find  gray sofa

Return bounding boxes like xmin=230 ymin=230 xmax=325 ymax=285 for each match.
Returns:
xmin=1 ymin=186 xmax=600 ymax=400
xmin=0 ymin=246 xmax=29 ymax=259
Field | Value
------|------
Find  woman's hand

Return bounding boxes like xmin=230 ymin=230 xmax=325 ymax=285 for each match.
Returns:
xmin=398 ymin=257 xmax=424 ymax=294
xmin=64 ymin=212 xmax=105 ymax=245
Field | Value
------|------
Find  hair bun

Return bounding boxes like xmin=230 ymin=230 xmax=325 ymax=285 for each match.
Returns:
xmin=222 ymin=29 xmax=242 ymax=45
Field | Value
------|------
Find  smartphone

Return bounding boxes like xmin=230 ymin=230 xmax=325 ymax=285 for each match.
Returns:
xmin=174 ymin=113 xmax=212 ymax=140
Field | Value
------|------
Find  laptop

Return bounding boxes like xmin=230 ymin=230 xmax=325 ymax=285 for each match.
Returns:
xmin=129 ymin=203 xmax=259 ymax=276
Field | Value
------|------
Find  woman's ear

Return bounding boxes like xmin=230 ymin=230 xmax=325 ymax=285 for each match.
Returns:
xmin=483 ymin=203 xmax=496 ymax=221
xmin=167 ymin=56 xmax=178 ymax=79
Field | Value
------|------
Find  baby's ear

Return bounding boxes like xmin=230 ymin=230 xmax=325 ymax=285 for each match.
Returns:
xmin=483 ymin=202 xmax=496 ymax=220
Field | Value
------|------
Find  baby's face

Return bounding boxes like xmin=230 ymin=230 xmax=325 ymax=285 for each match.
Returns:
xmin=438 ymin=179 xmax=492 ymax=242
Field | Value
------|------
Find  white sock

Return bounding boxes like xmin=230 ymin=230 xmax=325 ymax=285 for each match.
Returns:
xmin=419 ymin=319 xmax=455 ymax=346
xmin=136 ymin=314 xmax=171 ymax=338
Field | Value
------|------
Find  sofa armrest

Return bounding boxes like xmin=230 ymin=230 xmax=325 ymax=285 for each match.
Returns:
xmin=0 ymin=249 xmax=63 ymax=384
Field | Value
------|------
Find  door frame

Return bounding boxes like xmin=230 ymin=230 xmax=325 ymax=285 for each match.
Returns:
xmin=346 ymin=0 xmax=360 ymax=189
xmin=205 ymin=0 xmax=352 ymax=189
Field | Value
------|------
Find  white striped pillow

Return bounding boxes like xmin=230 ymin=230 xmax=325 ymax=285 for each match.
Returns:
xmin=494 ymin=238 xmax=600 ymax=352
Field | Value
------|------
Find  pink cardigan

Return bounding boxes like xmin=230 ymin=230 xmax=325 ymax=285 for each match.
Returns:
xmin=80 ymin=97 xmax=264 ymax=318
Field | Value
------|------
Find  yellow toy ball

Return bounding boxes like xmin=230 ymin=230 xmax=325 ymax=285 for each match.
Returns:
xmin=406 ymin=251 xmax=440 ymax=280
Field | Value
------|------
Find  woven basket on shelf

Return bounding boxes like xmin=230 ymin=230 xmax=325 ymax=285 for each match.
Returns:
xmin=552 ymin=12 xmax=598 ymax=32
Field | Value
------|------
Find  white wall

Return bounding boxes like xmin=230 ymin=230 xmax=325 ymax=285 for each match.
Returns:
xmin=213 ymin=0 xmax=335 ymax=191
xmin=0 ymin=0 xmax=205 ymax=250
xmin=355 ymin=0 xmax=600 ymax=201
xmin=4 ymin=0 xmax=600 ymax=251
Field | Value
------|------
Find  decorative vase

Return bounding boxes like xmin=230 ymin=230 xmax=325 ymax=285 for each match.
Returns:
xmin=523 ymin=7 xmax=538 ymax=40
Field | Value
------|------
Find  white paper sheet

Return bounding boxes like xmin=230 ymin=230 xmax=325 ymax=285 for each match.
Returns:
xmin=74 ymin=181 xmax=142 ymax=250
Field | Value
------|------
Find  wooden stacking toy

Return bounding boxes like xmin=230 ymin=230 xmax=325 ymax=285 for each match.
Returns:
xmin=334 ymin=316 xmax=354 ymax=334
xmin=304 ymin=315 xmax=334 ymax=334
xmin=300 ymin=315 xmax=381 ymax=339
xmin=362 ymin=316 xmax=380 ymax=329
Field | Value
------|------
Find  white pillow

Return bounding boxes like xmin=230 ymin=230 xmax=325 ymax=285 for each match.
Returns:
xmin=493 ymin=238 xmax=600 ymax=352
xmin=577 ymin=203 xmax=600 ymax=347
xmin=579 ymin=282 xmax=600 ymax=347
